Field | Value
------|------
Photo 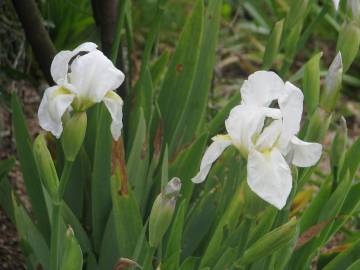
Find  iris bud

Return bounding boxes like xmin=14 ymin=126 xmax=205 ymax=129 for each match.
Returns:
xmin=61 ymin=112 xmax=87 ymax=162
xmin=149 ymin=177 xmax=181 ymax=248
xmin=33 ymin=134 xmax=59 ymax=200
xmin=320 ymin=52 xmax=343 ymax=112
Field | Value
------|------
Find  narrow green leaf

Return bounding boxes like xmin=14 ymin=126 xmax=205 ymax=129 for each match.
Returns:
xmin=126 ymin=109 xmax=149 ymax=204
xmin=171 ymin=0 xmax=222 ymax=154
xmin=11 ymin=93 xmax=50 ymax=242
xmin=0 ymin=157 xmax=15 ymax=178
xmin=91 ymin=105 xmax=112 ymax=251
xmin=262 ymin=19 xmax=284 ymax=70
xmin=236 ymin=218 xmax=298 ymax=267
xmin=158 ymin=0 xmax=204 ymax=148
xmin=323 ymin=239 xmax=360 ymax=270
xmin=303 ymin=52 xmax=322 ymax=113
xmin=13 ymin=194 xmax=50 ymax=269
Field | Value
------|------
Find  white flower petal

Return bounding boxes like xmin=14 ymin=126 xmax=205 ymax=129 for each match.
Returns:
xmin=192 ymin=135 xmax=232 ymax=183
xmin=290 ymin=136 xmax=322 ymax=167
xmin=333 ymin=0 xmax=340 ymax=10
xmin=278 ymin=82 xmax=304 ymax=149
xmin=38 ymin=86 xmax=75 ymax=138
xmin=69 ymin=50 xmax=125 ymax=102
xmin=247 ymin=148 xmax=292 ymax=209
xmin=240 ymin=71 xmax=284 ymax=107
xmin=103 ymin=91 xmax=124 ymax=140
xmin=50 ymin=42 xmax=97 ymax=84
xmin=256 ymin=120 xmax=282 ymax=151
xmin=225 ymin=105 xmax=281 ymax=152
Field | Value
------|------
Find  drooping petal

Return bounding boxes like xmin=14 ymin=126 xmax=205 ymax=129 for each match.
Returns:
xmin=240 ymin=71 xmax=284 ymax=107
xmin=225 ymin=104 xmax=281 ymax=154
xmin=103 ymin=91 xmax=124 ymax=140
xmin=278 ymin=82 xmax=304 ymax=149
xmin=192 ymin=135 xmax=232 ymax=183
xmin=247 ymin=148 xmax=292 ymax=209
xmin=255 ymin=120 xmax=282 ymax=151
xmin=290 ymin=136 xmax=322 ymax=167
xmin=51 ymin=42 xmax=97 ymax=84
xmin=38 ymin=86 xmax=75 ymax=138
xmin=68 ymin=50 xmax=125 ymax=102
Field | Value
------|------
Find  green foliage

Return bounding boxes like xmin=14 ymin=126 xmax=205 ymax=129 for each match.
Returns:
xmin=1 ymin=0 xmax=360 ymax=270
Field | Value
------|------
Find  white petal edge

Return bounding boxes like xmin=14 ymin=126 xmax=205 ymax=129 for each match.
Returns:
xmin=290 ymin=136 xmax=322 ymax=167
xmin=38 ymin=86 xmax=75 ymax=138
xmin=247 ymin=148 xmax=292 ymax=209
xmin=69 ymin=50 xmax=125 ymax=102
xmin=240 ymin=71 xmax=284 ymax=107
xmin=191 ymin=135 xmax=232 ymax=184
xmin=278 ymin=81 xmax=304 ymax=149
xmin=50 ymin=42 xmax=98 ymax=84
xmin=103 ymin=91 xmax=124 ymax=140
xmin=333 ymin=0 xmax=340 ymax=10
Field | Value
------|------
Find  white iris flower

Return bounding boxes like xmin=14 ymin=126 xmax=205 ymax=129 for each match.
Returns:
xmin=192 ymin=71 xmax=322 ymax=209
xmin=38 ymin=42 xmax=125 ymax=140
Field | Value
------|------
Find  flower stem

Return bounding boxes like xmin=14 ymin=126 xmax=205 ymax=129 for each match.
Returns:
xmin=50 ymin=160 xmax=73 ymax=270
xmin=58 ymin=160 xmax=73 ymax=200
xmin=50 ymin=202 xmax=61 ymax=270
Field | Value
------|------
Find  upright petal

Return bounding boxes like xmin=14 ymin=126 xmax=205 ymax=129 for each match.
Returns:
xmin=51 ymin=42 xmax=97 ymax=84
xmin=103 ymin=91 xmax=124 ymax=140
xmin=240 ymin=71 xmax=284 ymax=107
xmin=225 ymin=105 xmax=281 ymax=154
xmin=247 ymin=148 xmax=292 ymax=209
xmin=255 ymin=120 xmax=282 ymax=151
xmin=290 ymin=136 xmax=322 ymax=167
xmin=69 ymin=50 xmax=125 ymax=102
xmin=192 ymin=135 xmax=232 ymax=183
xmin=333 ymin=0 xmax=340 ymax=10
xmin=278 ymin=82 xmax=304 ymax=149
xmin=38 ymin=86 xmax=75 ymax=138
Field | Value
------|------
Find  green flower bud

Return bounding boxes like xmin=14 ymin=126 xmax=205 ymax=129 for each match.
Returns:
xmin=61 ymin=112 xmax=87 ymax=162
xmin=337 ymin=21 xmax=360 ymax=72
xmin=149 ymin=177 xmax=181 ymax=248
xmin=33 ymin=134 xmax=59 ymax=200
xmin=320 ymin=52 xmax=343 ymax=112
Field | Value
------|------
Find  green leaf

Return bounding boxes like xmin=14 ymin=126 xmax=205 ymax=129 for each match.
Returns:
xmin=13 ymin=194 xmax=50 ymax=269
xmin=337 ymin=21 xmax=360 ymax=72
xmin=91 ymin=104 xmax=113 ymax=251
xmin=323 ymin=240 xmax=360 ymax=270
xmin=163 ymin=201 xmax=186 ymax=269
xmin=150 ymin=50 xmax=170 ymax=86
xmin=0 ymin=156 xmax=15 ymax=178
xmin=126 ymin=109 xmax=149 ymax=205
xmin=11 ymin=93 xmax=50 ymax=242
xmin=158 ymin=0 xmax=204 ymax=150
xmin=206 ymin=91 xmax=240 ymax=137
xmin=171 ymin=0 xmax=222 ymax=154
xmin=236 ymin=218 xmax=298 ymax=267
xmin=110 ymin=171 xmax=147 ymax=259
xmin=262 ymin=19 xmax=284 ymax=70
xmin=0 ymin=177 xmax=15 ymax=222
xmin=60 ymin=227 xmax=83 ymax=270
xmin=179 ymin=257 xmax=199 ymax=270
xmin=303 ymin=52 xmax=322 ymax=113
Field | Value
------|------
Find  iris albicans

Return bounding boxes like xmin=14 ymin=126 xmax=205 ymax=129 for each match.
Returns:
xmin=38 ymin=42 xmax=125 ymax=140
xmin=192 ymin=71 xmax=322 ymax=209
